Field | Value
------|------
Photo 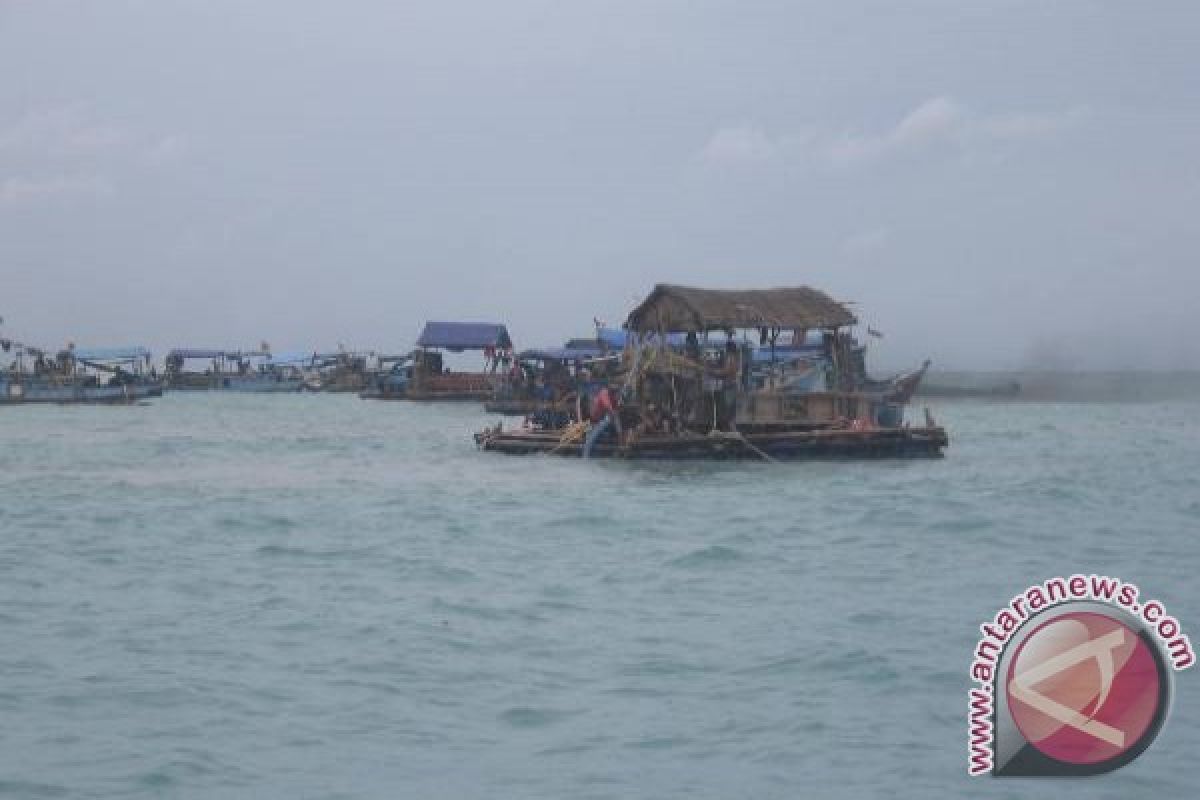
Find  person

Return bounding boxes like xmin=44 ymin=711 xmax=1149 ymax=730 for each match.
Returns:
xmin=574 ymin=368 xmax=592 ymax=422
xmin=589 ymin=384 xmax=615 ymax=425
xmin=583 ymin=383 xmax=621 ymax=458
xmin=638 ymin=403 xmax=663 ymax=435
xmin=718 ymin=340 xmax=740 ymax=430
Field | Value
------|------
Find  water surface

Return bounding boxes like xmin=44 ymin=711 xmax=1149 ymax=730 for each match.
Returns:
xmin=1 ymin=394 xmax=1197 ymax=798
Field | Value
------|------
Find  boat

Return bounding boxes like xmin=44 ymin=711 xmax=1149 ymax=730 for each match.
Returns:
xmin=358 ymin=354 xmax=414 ymax=399
xmin=476 ymin=284 xmax=947 ymax=459
xmin=304 ymin=350 xmax=375 ymax=392
xmin=1 ymin=343 xmax=162 ymax=405
xmin=164 ymin=348 xmax=305 ymax=392
xmin=916 ymin=379 xmax=1021 ymax=399
xmin=361 ymin=322 xmax=513 ymax=402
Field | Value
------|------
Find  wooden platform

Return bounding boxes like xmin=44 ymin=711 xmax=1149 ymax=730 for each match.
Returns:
xmin=475 ymin=425 xmax=948 ymax=460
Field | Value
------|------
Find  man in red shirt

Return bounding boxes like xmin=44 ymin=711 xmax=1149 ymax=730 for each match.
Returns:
xmin=583 ymin=384 xmax=622 ymax=457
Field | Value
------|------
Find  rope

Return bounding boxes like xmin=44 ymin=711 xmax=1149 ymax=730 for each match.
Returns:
xmin=546 ymin=420 xmax=589 ymax=455
xmin=708 ymin=429 xmax=778 ymax=463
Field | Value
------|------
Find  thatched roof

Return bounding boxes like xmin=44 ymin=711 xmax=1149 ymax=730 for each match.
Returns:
xmin=624 ymin=284 xmax=856 ymax=333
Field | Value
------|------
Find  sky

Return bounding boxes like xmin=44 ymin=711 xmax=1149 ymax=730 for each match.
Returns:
xmin=2 ymin=0 xmax=1198 ymax=371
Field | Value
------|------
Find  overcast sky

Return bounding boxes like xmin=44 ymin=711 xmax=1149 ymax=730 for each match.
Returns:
xmin=2 ymin=1 xmax=1198 ymax=370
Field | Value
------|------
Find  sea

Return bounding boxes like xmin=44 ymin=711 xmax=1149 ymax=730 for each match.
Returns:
xmin=2 ymin=385 xmax=1198 ymax=799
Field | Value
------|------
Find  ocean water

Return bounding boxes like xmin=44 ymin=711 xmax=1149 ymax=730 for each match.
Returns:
xmin=1 ymin=393 xmax=1198 ymax=799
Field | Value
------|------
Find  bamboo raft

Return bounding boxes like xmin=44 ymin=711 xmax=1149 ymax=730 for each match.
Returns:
xmin=475 ymin=424 xmax=948 ymax=460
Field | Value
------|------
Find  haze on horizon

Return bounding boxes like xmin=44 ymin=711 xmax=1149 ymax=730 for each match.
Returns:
xmin=2 ymin=1 xmax=1198 ymax=372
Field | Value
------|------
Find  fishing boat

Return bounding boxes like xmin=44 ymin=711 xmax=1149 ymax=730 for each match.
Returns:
xmin=362 ymin=322 xmax=513 ymax=402
xmin=476 ymin=284 xmax=946 ymax=459
xmin=164 ymin=348 xmax=304 ymax=392
xmin=1 ymin=344 xmax=162 ymax=405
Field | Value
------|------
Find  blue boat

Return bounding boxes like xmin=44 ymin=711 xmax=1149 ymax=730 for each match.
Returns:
xmin=164 ymin=348 xmax=305 ymax=392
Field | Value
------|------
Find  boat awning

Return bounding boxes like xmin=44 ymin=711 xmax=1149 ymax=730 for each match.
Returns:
xmin=625 ymin=284 xmax=857 ymax=333
xmin=416 ymin=322 xmax=512 ymax=352
xmin=72 ymin=347 xmax=152 ymax=362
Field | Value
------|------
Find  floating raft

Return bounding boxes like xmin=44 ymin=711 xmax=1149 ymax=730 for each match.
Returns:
xmin=475 ymin=425 xmax=949 ymax=460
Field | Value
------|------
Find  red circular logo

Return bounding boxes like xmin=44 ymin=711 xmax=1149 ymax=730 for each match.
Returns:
xmin=1006 ymin=611 xmax=1163 ymax=765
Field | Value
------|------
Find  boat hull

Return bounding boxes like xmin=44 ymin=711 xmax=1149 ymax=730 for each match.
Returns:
xmin=476 ymin=426 xmax=949 ymax=460
xmin=167 ymin=376 xmax=304 ymax=392
xmin=1 ymin=382 xmax=161 ymax=405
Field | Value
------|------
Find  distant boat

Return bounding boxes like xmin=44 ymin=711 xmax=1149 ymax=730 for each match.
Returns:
xmin=361 ymin=322 xmax=513 ymax=402
xmin=164 ymin=348 xmax=304 ymax=392
xmin=358 ymin=354 xmax=413 ymax=399
xmin=305 ymin=351 xmax=376 ymax=392
xmin=1 ymin=345 xmax=162 ymax=405
xmin=916 ymin=380 xmax=1021 ymax=399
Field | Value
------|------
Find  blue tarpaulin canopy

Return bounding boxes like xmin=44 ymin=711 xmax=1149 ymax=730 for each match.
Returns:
xmin=596 ymin=328 xmax=627 ymax=348
xmin=597 ymin=327 xmax=692 ymax=348
xmin=416 ymin=322 xmax=511 ymax=351
xmin=73 ymin=347 xmax=151 ymax=362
